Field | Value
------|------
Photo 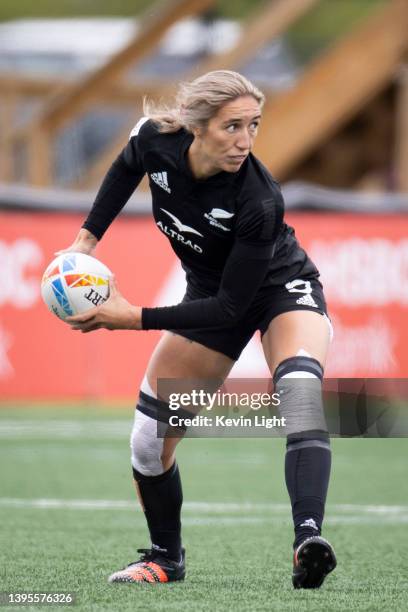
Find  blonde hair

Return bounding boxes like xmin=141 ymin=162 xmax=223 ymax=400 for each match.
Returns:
xmin=143 ymin=70 xmax=265 ymax=134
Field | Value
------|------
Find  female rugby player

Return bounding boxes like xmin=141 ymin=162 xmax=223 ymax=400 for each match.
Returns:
xmin=65 ymin=70 xmax=336 ymax=589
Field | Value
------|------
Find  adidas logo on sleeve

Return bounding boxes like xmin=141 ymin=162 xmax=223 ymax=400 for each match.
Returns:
xmin=150 ymin=172 xmax=171 ymax=193
xmin=296 ymin=294 xmax=318 ymax=308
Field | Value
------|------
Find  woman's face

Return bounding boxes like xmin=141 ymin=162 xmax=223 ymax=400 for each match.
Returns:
xmin=190 ymin=95 xmax=262 ymax=177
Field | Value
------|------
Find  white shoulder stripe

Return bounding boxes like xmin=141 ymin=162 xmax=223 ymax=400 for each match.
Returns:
xmin=129 ymin=117 xmax=149 ymax=140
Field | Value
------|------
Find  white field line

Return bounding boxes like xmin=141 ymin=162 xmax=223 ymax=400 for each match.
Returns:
xmin=185 ymin=516 xmax=408 ymax=525
xmin=0 ymin=498 xmax=408 ymax=524
xmin=1 ymin=499 xmax=408 ymax=513
xmin=0 ymin=420 xmax=131 ymax=438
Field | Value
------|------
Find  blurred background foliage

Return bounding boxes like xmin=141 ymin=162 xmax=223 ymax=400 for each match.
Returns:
xmin=0 ymin=0 xmax=387 ymax=65
xmin=0 ymin=0 xmax=385 ymax=31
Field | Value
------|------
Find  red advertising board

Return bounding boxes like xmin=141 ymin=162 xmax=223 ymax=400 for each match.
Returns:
xmin=0 ymin=211 xmax=407 ymax=401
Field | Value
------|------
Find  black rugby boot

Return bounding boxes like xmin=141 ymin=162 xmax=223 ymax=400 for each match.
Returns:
xmin=292 ymin=536 xmax=336 ymax=589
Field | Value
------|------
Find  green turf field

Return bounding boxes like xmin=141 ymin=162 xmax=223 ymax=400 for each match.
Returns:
xmin=0 ymin=406 xmax=407 ymax=611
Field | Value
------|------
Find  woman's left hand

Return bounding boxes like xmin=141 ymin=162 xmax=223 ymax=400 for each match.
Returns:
xmin=66 ymin=277 xmax=142 ymax=332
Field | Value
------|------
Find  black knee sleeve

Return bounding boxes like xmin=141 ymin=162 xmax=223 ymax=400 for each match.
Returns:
xmin=133 ymin=462 xmax=183 ymax=561
xmin=131 ymin=389 xmax=184 ymax=560
xmin=274 ymin=356 xmax=331 ymax=548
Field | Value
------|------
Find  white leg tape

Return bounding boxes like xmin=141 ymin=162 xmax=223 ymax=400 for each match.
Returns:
xmin=140 ymin=374 xmax=157 ymax=398
xmin=276 ymin=364 xmax=327 ymax=434
xmin=282 ymin=371 xmax=319 ymax=379
xmin=130 ymin=409 xmax=164 ymax=477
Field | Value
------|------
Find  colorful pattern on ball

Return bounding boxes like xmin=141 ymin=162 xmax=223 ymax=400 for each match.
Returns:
xmin=65 ymin=274 xmax=109 ymax=288
xmin=51 ymin=278 xmax=73 ymax=316
xmin=41 ymin=252 xmax=112 ymax=322
xmin=62 ymin=254 xmax=76 ymax=272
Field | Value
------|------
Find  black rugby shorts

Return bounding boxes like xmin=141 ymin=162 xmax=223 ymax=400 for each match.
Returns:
xmin=170 ymin=276 xmax=328 ymax=361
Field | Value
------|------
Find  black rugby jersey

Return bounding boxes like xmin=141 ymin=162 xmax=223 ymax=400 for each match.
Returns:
xmin=83 ymin=118 xmax=318 ymax=330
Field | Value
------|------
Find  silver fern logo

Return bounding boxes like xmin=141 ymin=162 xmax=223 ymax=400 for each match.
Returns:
xmin=204 ymin=208 xmax=234 ymax=231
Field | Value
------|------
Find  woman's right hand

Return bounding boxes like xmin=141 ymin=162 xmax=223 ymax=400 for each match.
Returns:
xmin=55 ymin=228 xmax=98 ymax=256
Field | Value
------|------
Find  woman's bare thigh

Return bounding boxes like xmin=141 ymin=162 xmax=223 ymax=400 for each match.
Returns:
xmin=144 ymin=332 xmax=235 ymax=468
xmin=261 ymin=310 xmax=331 ymax=376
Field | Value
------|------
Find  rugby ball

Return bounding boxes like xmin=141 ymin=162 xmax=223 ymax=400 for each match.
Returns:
xmin=41 ymin=252 xmax=112 ymax=321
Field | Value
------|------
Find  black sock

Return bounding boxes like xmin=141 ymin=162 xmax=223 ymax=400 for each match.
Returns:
xmin=132 ymin=462 xmax=183 ymax=561
xmin=284 ymin=433 xmax=331 ymax=549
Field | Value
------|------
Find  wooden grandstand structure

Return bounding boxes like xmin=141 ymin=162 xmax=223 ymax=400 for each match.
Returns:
xmin=1 ymin=0 xmax=408 ymax=191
